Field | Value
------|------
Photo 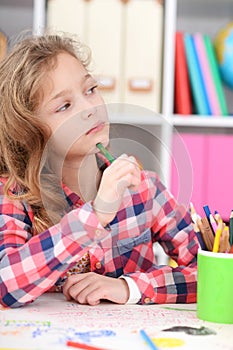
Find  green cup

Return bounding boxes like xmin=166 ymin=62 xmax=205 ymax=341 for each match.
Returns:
xmin=197 ymin=249 xmax=233 ymax=324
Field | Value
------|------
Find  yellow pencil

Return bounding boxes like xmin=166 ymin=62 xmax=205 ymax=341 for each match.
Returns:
xmin=212 ymin=220 xmax=223 ymax=253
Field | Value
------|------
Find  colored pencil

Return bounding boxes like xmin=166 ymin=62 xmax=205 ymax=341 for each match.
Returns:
xmin=209 ymin=213 xmax=217 ymax=233
xmin=203 ymin=205 xmax=211 ymax=218
xmin=96 ymin=142 xmax=143 ymax=170
xmin=229 ymin=244 xmax=233 ymax=254
xmin=96 ymin=143 xmax=115 ymax=163
xmin=66 ymin=340 xmax=108 ymax=350
xmin=229 ymin=210 xmax=233 ymax=245
xmin=190 ymin=202 xmax=201 ymax=224
xmin=212 ymin=220 xmax=223 ymax=253
xmin=219 ymin=226 xmax=230 ymax=253
xmin=200 ymin=217 xmax=215 ymax=251
xmin=203 ymin=205 xmax=217 ymax=233
xmin=214 ymin=211 xmax=222 ymax=224
xmin=139 ymin=329 xmax=159 ymax=350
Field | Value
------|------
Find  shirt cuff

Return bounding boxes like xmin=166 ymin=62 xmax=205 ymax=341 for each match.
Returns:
xmin=120 ymin=276 xmax=141 ymax=304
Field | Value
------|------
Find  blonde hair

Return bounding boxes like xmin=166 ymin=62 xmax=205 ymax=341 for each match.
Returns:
xmin=0 ymin=33 xmax=91 ymax=234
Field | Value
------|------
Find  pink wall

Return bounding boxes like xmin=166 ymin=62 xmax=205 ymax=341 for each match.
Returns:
xmin=171 ymin=133 xmax=233 ymax=221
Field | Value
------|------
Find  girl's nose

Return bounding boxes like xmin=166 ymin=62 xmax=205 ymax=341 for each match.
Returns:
xmin=81 ymin=105 xmax=97 ymax=120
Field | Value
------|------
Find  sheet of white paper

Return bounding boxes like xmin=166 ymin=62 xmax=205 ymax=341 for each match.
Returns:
xmin=1 ymin=293 xmax=233 ymax=350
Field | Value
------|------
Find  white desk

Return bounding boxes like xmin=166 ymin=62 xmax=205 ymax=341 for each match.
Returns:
xmin=0 ymin=293 xmax=233 ymax=350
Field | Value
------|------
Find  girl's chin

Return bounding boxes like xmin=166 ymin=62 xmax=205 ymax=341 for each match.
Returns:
xmin=94 ymin=137 xmax=109 ymax=148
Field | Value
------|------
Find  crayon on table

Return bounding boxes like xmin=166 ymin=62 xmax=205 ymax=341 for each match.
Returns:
xmin=66 ymin=340 xmax=108 ymax=350
xmin=139 ymin=329 xmax=159 ymax=350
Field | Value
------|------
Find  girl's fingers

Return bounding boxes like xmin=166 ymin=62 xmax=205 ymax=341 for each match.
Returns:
xmin=63 ymin=273 xmax=129 ymax=305
xmin=63 ymin=273 xmax=88 ymax=299
xmin=106 ymin=156 xmax=141 ymax=183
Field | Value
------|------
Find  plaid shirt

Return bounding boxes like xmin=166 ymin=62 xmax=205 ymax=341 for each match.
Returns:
xmin=0 ymin=169 xmax=199 ymax=308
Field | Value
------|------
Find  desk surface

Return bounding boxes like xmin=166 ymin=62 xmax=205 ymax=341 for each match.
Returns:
xmin=0 ymin=293 xmax=233 ymax=350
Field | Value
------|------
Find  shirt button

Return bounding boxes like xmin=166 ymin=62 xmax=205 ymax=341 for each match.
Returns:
xmin=144 ymin=297 xmax=151 ymax=304
xmin=95 ymin=262 xmax=102 ymax=269
xmin=95 ymin=229 xmax=102 ymax=237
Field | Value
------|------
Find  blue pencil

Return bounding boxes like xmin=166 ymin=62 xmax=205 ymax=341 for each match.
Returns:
xmin=139 ymin=329 xmax=159 ymax=350
xmin=203 ymin=205 xmax=211 ymax=218
xmin=203 ymin=204 xmax=216 ymax=234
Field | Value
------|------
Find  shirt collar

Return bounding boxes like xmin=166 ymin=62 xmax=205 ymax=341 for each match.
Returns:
xmin=61 ymin=152 xmax=110 ymax=207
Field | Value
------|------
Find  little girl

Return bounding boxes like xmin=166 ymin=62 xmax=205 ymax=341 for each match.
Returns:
xmin=0 ymin=33 xmax=199 ymax=308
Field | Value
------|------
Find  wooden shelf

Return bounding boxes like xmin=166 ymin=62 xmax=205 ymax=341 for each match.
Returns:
xmin=172 ymin=116 xmax=233 ymax=128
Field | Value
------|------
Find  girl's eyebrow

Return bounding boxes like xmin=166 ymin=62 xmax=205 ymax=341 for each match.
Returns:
xmin=48 ymin=74 xmax=93 ymax=103
xmin=49 ymin=89 xmax=72 ymax=102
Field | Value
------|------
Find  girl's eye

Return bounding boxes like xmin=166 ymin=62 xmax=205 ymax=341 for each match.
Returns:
xmin=86 ymin=85 xmax=98 ymax=96
xmin=56 ymin=103 xmax=71 ymax=112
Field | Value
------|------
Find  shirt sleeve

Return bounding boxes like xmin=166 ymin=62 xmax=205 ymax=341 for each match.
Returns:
xmin=120 ymin=276 xmax=141 ymax=304
xmin=0 ymin=195 xmax=109 ymax=308
xmin=122 ymin=171 xmax=199 ymax=305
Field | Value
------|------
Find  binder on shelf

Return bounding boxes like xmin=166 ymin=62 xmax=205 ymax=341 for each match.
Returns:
xmin=174 ymin=31 xmax=192 ymax=115
xmin=0 ymin=31 xmax=7 ymax=61
xmin=184 ymin=33 xmax=211 ymax=116
xmin=123 ymin=0 xmax=163 ymax=112
xmin=193 ymin=33 xmax=221 ymax=116
xmin=203 ymin=35 xmax=229 ymax=116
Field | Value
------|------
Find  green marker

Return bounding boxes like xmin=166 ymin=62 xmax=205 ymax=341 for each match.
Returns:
xmin=96 ymin=143 xmax=115 ymax=163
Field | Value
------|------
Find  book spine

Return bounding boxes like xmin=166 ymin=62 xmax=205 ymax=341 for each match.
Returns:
xmin=193 ymin=33 xmax=221 ymax=116
xmin=184 ymin=33 xmax=211 ymax=115
xmin=203 ymin=35 xmax=229 ymax=116
xmin=174 ymin=31 xmax=192 ymax=115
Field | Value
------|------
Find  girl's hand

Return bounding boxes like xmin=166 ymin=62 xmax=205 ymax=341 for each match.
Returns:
xmin=62 ymin=272 xmax=129 ymax=305
xmin=93 ymin=154 xmax=141 ymax=226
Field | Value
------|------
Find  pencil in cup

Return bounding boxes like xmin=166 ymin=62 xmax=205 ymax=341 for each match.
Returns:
xmin=229 ymin=210 xmax=233 ymax=246
xmin=209 ymin=214 xmax=217 ymax=233
xmin=212 ymin=219 xmax=224 ymax=253
xmin=203 ymin=204 xmax=217 ymax=234
xmin=190 ymin=202 xmax=201 ymax=224
xmin=96 ymin=143 xmax=143 ymax=170
xmin=219 ymin=226 xmax=230 ymax=253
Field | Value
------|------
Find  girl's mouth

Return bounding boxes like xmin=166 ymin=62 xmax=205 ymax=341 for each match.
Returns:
xmin=86 ymin=122 xmax=105 ymax=135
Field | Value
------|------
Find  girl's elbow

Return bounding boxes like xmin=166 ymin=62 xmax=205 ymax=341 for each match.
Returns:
xmin=0 ymin=285 xmax=32 ymax=308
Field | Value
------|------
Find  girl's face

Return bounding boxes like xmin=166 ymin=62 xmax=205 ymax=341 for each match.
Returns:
xmin=38 ymin=52 xmax=109 ymax=163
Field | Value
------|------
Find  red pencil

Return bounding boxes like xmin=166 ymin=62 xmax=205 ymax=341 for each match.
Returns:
xmin=66 ymin=340 xmax=108 ymax=350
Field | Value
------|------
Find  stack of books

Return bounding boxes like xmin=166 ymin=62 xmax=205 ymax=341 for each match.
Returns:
xmin=174 ymin=31 xmax=228 ymax=116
